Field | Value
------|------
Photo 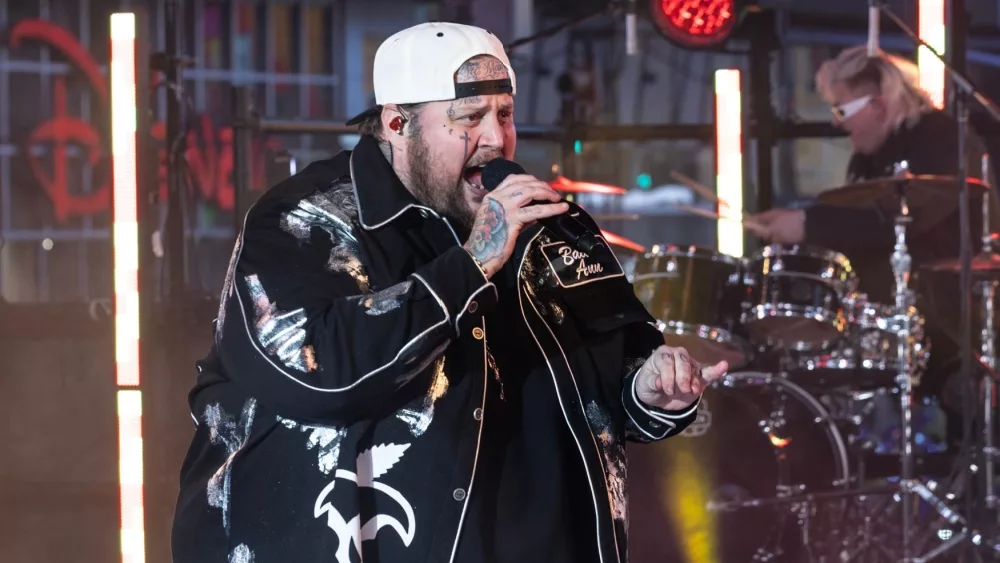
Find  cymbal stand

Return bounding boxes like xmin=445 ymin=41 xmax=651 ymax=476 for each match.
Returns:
xmin=877 ymin=5 xmax=1000 ymax=558
xmin=890 ymin=182 xmax=971 ymax=562
xmin=978 ymin=155 xmax=999 ymax=530
xmin=889 ymin=181 xmax=917 ymax=561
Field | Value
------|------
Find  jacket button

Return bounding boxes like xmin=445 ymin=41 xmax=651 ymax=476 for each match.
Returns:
xmin=473 ymin=408 xmax=483 ymax=421
xmin=468 ymin=301 xmax=478 ymax=313
xmin=472 ymin=327 xmax=484 ymax=340
xmin=453 ymin=488 xmax=467 ymax=501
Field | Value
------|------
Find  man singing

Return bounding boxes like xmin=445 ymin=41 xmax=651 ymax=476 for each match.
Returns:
xmin=171 ymin=22 xmax=724 ymax=563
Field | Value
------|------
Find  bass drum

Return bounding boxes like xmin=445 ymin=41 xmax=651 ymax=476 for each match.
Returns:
xmin=627 ymin=372 xmax=850 ymax=563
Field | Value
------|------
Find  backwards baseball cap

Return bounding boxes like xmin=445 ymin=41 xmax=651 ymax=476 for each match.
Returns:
xmin=346 ymin=22 xmax=517 ymax=126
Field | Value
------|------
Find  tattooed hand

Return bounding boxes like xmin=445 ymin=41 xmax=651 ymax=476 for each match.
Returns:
xmin=634 ymin=345 xmax=728 ymax=411
xmin=463 ymin=174 xmax=568 ymax=278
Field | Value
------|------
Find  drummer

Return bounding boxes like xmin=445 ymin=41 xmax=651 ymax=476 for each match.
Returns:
xmin=751 ymin=46 xmax=987 ymax=454
xmin=751 ymin=45 xmax=984 ymax=298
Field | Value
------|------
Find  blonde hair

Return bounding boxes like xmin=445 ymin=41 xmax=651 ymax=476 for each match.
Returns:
xmin=815 ymin=45 xmax=935 ymax=129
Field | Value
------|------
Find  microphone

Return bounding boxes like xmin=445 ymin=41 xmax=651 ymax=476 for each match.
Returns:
xmin=625 ymin=0 xmax=638 ymax=56
xmin=867 ymin=0 xmax=881 ymax=56
xmin=482 ymin=159 xmax=603 ymax=253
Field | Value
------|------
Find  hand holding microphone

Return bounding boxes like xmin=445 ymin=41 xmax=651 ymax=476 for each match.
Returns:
xmin=463 ymin=159 xmax=605 ymax=278
xmin=463 ymin=163 xmax=569 ymax=279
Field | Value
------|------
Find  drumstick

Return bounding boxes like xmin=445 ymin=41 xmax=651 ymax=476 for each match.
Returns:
xmin=670 ymin=170 xmax=760 ymax=226
xmin=673 ymin=203 xmax=768 ymax=234
xmin=670 ymin=170 xmax=720 ymax=203
xmin=673 ymin=203 xmax=725 ymax=221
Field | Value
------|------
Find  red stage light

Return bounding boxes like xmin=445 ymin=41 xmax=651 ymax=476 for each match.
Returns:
xmin=650 ymin=0 xmax=738 ymax=48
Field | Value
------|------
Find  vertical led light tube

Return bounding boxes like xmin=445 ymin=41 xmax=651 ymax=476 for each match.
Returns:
xmin=918 ymin=0 xmax=946 ymax=108
xmin=714 ymin=69 xmax=743 ymax=257
xmin=110 ymin=12 xmax=145 ymax=563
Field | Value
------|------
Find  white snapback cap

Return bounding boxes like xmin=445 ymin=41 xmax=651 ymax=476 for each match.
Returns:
xmin=347 ymin=22 xmax=516 ymax=125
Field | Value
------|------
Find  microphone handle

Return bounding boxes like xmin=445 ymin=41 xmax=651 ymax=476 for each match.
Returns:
xmin=531 ymin=203 xmax=602 ymax=253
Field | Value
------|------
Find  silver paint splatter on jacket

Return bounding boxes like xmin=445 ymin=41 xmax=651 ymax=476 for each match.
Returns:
xmin=395 ymin=356 xmax=449 ymax=436
xmin=204 ymin=398 xmax=257 ymax=533
xmin=279 ymin=187 xmax=370 ymax=292
xmin=586 ymin=401 xmax=629 ymax=526
xmin=245 ymin=274 xmax=318 ymax=373
xmin=215 ymin=239 xmax=242 ymax=342
xmin=228 ymin=544 xmax=255 ymax=563
xmin=277 ymin=416 xmax=347 ymax=475
xmin=362 ymin=281 xmax=413 ymax=316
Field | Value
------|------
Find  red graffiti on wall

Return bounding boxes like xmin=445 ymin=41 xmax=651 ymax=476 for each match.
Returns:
xmin=9 ymin=19 xmax=279 ymax=222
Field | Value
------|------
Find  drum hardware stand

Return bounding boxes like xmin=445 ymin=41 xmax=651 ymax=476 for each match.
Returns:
xmin=878 ymin=5 xmax=1000 ymax=560
xmin=977 ymin=163 xmax=1000 ymax=530
xmin=887 ymin=183 xmax=974 ymax=562
xmin=889 ymin=183 xmax=919 ymax=561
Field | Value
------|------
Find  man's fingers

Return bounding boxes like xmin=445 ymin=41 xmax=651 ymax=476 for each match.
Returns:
xmin=691 ymin=377 xmax=703 ymax=395
xmin=518 ymin=202 xmax=570 ymax=220
xmin=700 ymin=361 xmax=729 ymax=383
xmin=496 ymin=176 xmax=562 ymax=201
xmin=744 ymin=222 xmax=771 ymax=239
xmin=657 ymin=352 xmax=675 ymax=395
xmin=493 ymin=173 xmax=537 ymax=192
xmin=507 ymin=184 xmax=564 ymax=206
xmin=673 ymin=349 xmax=692 ymax=394
xmin=752 ymin=209 xmax=782 ymax=224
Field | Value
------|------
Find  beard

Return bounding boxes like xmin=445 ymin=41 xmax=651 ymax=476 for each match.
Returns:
xmin=406 ymin=135 xmax=477 ymax=231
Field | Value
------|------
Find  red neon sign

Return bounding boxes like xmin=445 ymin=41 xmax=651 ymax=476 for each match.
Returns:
xmin=9 ymin=18 xmax=280 ymax=223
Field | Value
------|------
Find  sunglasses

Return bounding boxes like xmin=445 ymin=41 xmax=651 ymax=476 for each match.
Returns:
xmin=831 ymin=95 xmax=873 ymax=122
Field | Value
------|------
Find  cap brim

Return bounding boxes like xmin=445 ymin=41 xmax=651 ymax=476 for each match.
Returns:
xmin=345 ymin=105 xmax=382 ymax=126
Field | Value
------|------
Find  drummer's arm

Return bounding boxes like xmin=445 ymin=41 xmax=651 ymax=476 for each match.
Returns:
xmin=803 ymin=130 xmax=964 ymax=250
xmin=619 ymin=323 xmax=701 ymax=443
xmin=804 ymin=204 xmax=895 ymax=250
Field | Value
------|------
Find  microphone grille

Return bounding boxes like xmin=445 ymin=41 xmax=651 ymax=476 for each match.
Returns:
xmin=482 ymin=159 xmax=526 ymax=192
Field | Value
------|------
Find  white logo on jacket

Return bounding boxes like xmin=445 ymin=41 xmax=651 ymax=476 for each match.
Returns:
xmin=314 ymin=443 xmax=416 ymax=563
xmin=557 ymin=246 xmax=605 ymax=280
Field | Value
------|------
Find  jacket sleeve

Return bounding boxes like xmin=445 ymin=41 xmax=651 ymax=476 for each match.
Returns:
xmin=215 ymin=192 xmax=497 ymax=425
xmin=618 ymin=313 xmax=701 ymax=443
xmin=559 ymin=203 xmax=701 ymax=441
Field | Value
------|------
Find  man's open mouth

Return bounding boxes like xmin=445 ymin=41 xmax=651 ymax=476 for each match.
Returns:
xmin=462 ymin=164 xmax=485 ymax=189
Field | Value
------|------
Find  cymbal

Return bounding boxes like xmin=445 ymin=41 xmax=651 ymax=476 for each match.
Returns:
xmin=818 ymin=175 xmax=988 ymax=234
xmin=601 ymin=230 xmax=646 ymax=253
xmin=923 ymin=251 xmax=1000 ymax=276
xmin=550 ymin=175 xmax=628 ymax=195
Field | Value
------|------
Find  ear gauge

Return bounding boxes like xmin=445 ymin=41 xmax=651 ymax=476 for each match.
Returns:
xmin=389 ymin=116 xmax=406 ymax=134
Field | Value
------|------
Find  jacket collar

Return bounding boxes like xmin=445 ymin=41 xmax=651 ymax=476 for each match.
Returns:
xmin=349 ymin=134 xmax=436 ymax=230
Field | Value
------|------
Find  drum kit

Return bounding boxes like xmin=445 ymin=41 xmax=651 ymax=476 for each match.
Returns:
xmin=566 ymin=166 xmax=1000 ymax=561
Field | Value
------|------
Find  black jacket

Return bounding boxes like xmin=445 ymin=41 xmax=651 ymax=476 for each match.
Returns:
xmin=171 ymin=135 xmax=699 ymax=563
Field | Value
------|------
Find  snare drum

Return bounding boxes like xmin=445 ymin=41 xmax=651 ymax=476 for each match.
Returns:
xmin=743 ymin=245 xmax=857 ymax=351
xmin=633 ymin=245 xmax=749 ymax=368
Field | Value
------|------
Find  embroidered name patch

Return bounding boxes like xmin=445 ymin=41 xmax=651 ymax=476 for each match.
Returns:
xmin=540 ymin=238 xmax=625 ymax=288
